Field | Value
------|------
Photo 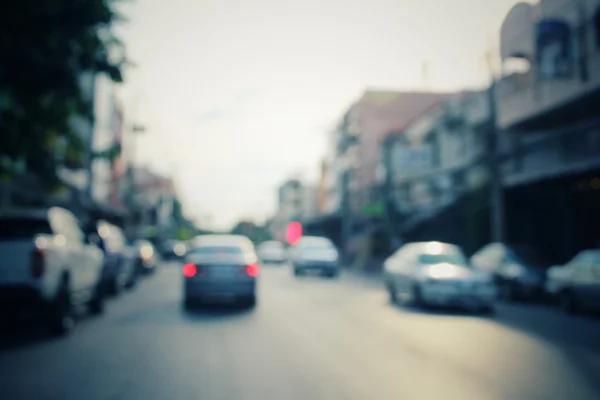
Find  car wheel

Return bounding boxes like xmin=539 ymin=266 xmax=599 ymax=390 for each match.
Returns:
xmin=183 ymin=297 xmax=195 ymax=310
xmin=88 ymin=283 xmax=105 ymax=316
xmin=411 ymin=285 xmax=423 ymax=307
xmin=478 ymin=305 xmax=495 ymax=316
xmin=386 ymin=282 xmax=397 ymax=304
xmin=48 ymin=286 xmax=75 ymax=336
xmin=244 ymin=295 xmax=257 ymax=308
xmin=294 ymin=268 xmax=302 ymax=276
xmin=558 ymin=290 xmax=577 ymax=315
xmin=500 ymin=284 xmax=516 ymax=302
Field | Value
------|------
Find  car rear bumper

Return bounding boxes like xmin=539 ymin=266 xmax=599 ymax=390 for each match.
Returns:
xmin=184 ymin=279 xmax=256 ymax=300
xmin=294 ymin=262 xmax=339 ymax=273
xmin=0 ymin=285 xmax=45 ymax=315
xmin=421 ymin=286 xmax=496 ymax=308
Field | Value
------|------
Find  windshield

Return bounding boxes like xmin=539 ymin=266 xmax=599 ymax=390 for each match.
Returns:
xmin=188 ymin=246 xmax=243 ymax=255
xmin=418 ymin=253 xmax=467 ymax=266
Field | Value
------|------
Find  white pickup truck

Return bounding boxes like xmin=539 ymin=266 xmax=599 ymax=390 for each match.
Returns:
xmin=0 ymin=207 xmax=105 ymax=335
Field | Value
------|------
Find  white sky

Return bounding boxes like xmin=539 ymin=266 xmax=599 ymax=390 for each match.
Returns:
xmin=115 ymin=0 xmax=528 ymax=230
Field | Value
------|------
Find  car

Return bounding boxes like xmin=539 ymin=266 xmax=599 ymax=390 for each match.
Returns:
xmin=290 ymin=236 xmax=340 ymax=278
xmin=257 ymin=240 xmax=286 ymax=264
xmin=0 ymin=208 xmax=105 ymax=335
xmin=383 ymin=241 xmax=496 ymax=314
xmin=182 ymin=234 xmax=259 ymax=308
xmin=133 ymin=240 xmax=158 ymax=275
xmin=161 ymin=240 xmax=187 ymax=261
xmin=87 ymin=220 xmax=138 ymax=294
xmin=470 ymin=243 xmax=547 ymax=302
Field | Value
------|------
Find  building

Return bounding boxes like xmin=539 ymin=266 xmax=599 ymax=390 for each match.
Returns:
xmin=90 ymin=75 xmax=125 ymax=209
xmin=383 ymin=91 xmax=493 ymax=254
xmin=336 ymin=90 xmax=454 ymax=217
xmin=495 ymin=0 xmax=600 ymax=263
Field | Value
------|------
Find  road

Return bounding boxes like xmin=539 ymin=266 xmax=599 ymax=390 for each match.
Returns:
xmin=1 ymin=262 xmax=600 ymax=400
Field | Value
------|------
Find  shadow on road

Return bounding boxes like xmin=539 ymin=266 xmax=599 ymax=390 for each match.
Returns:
xmin=114 ymin=300 xmax=256 ymax=326
xmin=389 ymin=301 xmax=495 ymax=319
xmin=181 ymin=302 xmax=256 ymax=322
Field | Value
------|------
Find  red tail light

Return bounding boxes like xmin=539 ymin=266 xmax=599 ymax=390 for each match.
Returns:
xmin=183 ymin=263 xmax=197 ymax=278
xmin=31 ymin=248 xmax=45 ymax=278
xmin=245 ymin=263 xmax=259 ymax=278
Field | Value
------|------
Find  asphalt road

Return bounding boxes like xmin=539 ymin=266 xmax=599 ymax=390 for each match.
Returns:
xmin=1 ymin=262 xmax=600 ymax=400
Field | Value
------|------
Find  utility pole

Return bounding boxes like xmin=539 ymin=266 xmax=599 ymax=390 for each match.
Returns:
xmin=486 ymin=49 xmax=504 ymax=243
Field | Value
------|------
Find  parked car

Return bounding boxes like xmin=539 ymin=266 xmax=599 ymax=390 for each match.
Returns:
xmin=161 ymin=240 xmax=187 ymax=261
xmin=289 ymin=236 xmax=340 ymax=278
xmin=182 ymin=234 xmax=259 ymax=308
xmin=0 ymin=207 xmax=105 ymax=335
xmin=133 ymin=239 xmax=158 ymax=275
xmin=547 ymin=249 xmax=600 ymax=314
xmin=87 ymin=220 xmax=138 ymax=294
xmin=383 ymin=241 xmax=496 ymax=314
xmin=470 ymin=243 xmax=547 ymax=302
xmin=257 ymin=240 xmax=286 ymax=264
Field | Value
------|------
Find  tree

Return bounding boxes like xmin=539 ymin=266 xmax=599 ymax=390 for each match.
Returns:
xmin=0 ymin=0 xmax=127 ymax=191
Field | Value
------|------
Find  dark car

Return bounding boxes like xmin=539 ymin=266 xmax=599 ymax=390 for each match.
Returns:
xmin=87 ymin=220 xmax=138 ymax=295
xmin=133 ymin=239 xmax=158 ymax=275
xmin=161 ymin=240 xmax=187 ymax=261
xmin=470 ymin=243 xmax=547 ymax=302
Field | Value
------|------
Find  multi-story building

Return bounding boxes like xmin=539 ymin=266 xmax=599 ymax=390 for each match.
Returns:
xmin=495 ymin=0 xmax=600 ymax=263
xmin=383 ymin=90 xmax=493 ymax=253
xmin=91 ymin=75 xmax=125 ymax=209
xmin=336 ymin=90 xmax=454 ymax=217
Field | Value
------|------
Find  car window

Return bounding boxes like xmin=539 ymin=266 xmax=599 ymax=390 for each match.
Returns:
xmin=418 ymin=252 xmax=467 ymax=266
xmin=0 ymin=217 xmax=52 ymax=239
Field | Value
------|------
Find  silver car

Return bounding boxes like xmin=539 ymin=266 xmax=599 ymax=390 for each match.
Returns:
xmin=290 ymin=236 xmax=340 ymax=278
xmin=383 ymin=241 xmax=496 ymax=313
xmin=182 ymin=235 xmax=259 ymax=308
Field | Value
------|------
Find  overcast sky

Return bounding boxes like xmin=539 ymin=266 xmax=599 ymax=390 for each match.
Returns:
xmin=115 ymin=0 xmax=527 ymax=230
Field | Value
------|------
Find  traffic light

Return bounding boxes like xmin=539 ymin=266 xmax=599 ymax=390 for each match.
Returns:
xmin=286 ymin=221 xmax=302 ymax=245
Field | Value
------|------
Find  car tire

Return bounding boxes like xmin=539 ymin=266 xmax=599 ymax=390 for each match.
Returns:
xmin=183 ymin=297 xmax=195 ymax=310
xmin=328 ymin=270 xmax=339 ymax=279
xmin=294 ymin=268 xmax=302 ymax=276
xmin=478 ymin=305 xmax=495 ymax=315
xmin=558 ymin=290 xmax=578 ymax=315
xmin=386 ymin=281 xmax=397 ymax=304
xmin=48 ymin=284 xmax=75 ymax=336
xmin=88 ymin=283 xmax=105 ymax=316
xmin=411 ymin=285 xmax=423 ymax=307
xmin=245 ymin=295 xmax=257 ymax=308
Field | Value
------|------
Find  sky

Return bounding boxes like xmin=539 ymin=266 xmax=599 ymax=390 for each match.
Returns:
xmin=114 ymin=0 xmax=529 ymax=230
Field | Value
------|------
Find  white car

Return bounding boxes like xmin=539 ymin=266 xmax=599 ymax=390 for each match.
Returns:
xmin=182 ymin=234 xmax=259 ymax=308
xmin=0 ymin=207 xmax=105 ymax=334
xmin=383 ymin=241 xmax=496 ymax=313
xmin=290 ymin=236 xmax=340 ymax=278
xmin=257 ymin=240 xmax=286 ymax=264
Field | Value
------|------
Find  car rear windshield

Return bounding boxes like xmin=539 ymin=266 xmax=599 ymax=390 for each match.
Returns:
xmin=418 ymin=253 xmax=467 ymax=266
xmin=188 ymin=246 xmax=243 ymax=255
xmin=0 ymin=217 xmax=52 ymax=240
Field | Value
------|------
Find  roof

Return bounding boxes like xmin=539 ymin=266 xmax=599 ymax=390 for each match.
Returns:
xmin=191 ymin=234 xmax=253 ymax=247
xmin=406 ymin=241 xmax=461 ymax=253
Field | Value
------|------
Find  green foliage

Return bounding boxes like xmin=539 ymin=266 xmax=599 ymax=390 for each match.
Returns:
xmin=0 ymin=0 xmax=127 ymax=191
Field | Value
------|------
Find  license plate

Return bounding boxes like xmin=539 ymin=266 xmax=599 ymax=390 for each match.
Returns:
xmin=210 ymin=266 xmax=237 ymax=277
